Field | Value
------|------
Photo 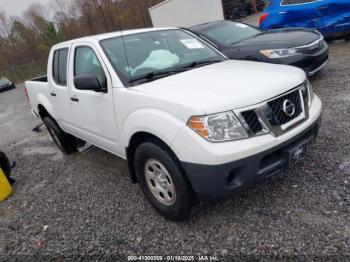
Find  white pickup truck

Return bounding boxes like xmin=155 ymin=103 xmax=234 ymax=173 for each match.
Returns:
xmin=25 ymin=28 xmax=322 ymax=220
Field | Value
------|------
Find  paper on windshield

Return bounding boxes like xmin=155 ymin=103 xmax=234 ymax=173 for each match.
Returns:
xmin=235 ymin=23 xmax=248 ymax=28
xmin=180 ymin=39 xmax=205 ymax=49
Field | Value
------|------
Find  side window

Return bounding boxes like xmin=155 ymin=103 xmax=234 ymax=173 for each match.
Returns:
xmin=282 ymin=0 xmax=316 ymax=5
xmin=58 ymin=49 xmax=68 ymax=85
xmin=52 ymin=48 xmax=68 ymax=86
xmin=74 ymin=46 xmax=107 ymax=90
xmin=52 ymin=51 xmax=59 ymax=84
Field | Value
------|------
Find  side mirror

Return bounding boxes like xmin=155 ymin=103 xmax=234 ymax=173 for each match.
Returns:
xmin=74 ymin=75 xmax=103 ymax=92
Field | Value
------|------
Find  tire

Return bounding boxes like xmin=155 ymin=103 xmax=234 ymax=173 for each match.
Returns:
xmin=134 ymin=141 xmax=195 ymax=221
xmin=240 ymin=11 xmax=248 ymax=18
xmin=43 ymin=117 xmax=77 ymax=154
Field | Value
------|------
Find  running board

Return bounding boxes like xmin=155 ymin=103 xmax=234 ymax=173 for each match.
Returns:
xmin=77 ymin=142 xmax=94 ymax=154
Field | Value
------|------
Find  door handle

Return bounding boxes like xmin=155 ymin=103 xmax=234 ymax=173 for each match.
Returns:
xmin=70 ymin=97 xmax=79 ymax=102
xmin=318 ymin=6 xmax=327 ymax=10
xmin=50 ymin=92 xmax=57 ymax=97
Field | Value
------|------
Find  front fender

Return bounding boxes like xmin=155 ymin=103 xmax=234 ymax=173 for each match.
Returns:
xmin=122 ymin=108 xmax=186 ymax=149
xmin=37 ymin=93 xmax=57 ymax=120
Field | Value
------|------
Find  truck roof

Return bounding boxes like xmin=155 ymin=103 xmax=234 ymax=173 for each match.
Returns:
xmin=53 ymin=27 xmax=176 ymax=49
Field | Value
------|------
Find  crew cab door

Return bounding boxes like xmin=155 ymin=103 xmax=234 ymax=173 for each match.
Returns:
xmin=278 ymin=0 xmax=328 ymax=30
xmin=68 ymin=43 xmax=120 ymax=153
xmin=325 ymin=0 xmax=350 ymax=34
xmin=48 ymin=45 xmax=76 ymax=130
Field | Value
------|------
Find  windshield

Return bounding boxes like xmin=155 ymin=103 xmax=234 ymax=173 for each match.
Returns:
xmin=199 ymin=21 xmax=261 ymax=46
xmin=0 ymin=79 xmax=9 ymax=85
xmin=100 ymin=29 xmax=225 ymax=86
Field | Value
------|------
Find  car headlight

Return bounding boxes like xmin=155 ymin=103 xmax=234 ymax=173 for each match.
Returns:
xmin=187 ymin=111 xmax=248 ymax=142
xmin=300 ymin=80 xmax=314 ymax=107
xmin=260 ymin=48 xmax=300 ymax=59
xmin=306 ymin=80 xmax=314 ymax=106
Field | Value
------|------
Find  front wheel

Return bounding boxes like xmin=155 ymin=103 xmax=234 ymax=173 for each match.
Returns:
xmin=134 ymin=142 xmax=195 ymax=221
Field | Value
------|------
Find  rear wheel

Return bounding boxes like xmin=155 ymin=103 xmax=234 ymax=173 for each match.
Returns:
xmin=43 ymin=117 xmax=77 ymax=154
xmin=134 ymin=141 xmax=195 ymax=221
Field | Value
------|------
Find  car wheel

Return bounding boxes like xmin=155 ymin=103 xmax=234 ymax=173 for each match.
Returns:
xmin=134 ymin=141 xmax=195 ymax=221
xmin=43 ymin=117 xmax=77 ymax=154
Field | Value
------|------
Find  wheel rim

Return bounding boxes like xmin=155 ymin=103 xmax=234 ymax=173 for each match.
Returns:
xmin=144 ymin=159 xmax=176 ymax=206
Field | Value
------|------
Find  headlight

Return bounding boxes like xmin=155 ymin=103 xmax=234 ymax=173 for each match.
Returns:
xmin=260 ymin=48 xmax=300 ymax=59
xmin=300 ymin=80 xmax=314 ymax=107
xmin=187 ymin=111 xmax=248 ymax=142
xmin=306 ymin=80 xmax=314 ymax=106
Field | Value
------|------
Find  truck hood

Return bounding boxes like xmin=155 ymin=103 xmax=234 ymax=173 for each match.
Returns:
xmin=131 ymin=60 xmax=306 ymax=115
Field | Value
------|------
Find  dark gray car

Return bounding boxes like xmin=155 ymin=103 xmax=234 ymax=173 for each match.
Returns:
xmin=0 ymin=78 xmax=15 ymax=92
xmin=189 ymin=20 xmax=329 ymax=76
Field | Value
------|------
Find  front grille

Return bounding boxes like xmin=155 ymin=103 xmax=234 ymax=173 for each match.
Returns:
xmin=237 ymin=85 xmax=308 ymax=137
xmin=267 ymin=89 xmax=303 ymax=126
xmin=301 ymin=39 xmax=324 ymax=54
xmin=241 ymin=111 xmax=263 ymax=134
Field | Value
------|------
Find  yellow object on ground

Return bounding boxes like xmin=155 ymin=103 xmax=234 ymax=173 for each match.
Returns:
xmin=0 ymin=168 xmax=13 ymax=202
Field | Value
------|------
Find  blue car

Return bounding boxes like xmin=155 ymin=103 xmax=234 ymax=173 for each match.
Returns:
xmin=259 ymin=0 xmax=350 ymax=36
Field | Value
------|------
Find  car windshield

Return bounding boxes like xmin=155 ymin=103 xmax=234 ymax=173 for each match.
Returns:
xmin=0 ymin=79 xmax=9 ymax=85
xmin=198 ymin=21 xmax=261 ymax=46
xmin=100 ymin=29 xmax=225 ymax=86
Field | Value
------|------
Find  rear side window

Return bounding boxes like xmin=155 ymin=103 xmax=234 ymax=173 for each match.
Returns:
xmin=282 ymin=0 xmax=316 ymax=5
xmin=52 ymin=48 xmax=68 ymax=86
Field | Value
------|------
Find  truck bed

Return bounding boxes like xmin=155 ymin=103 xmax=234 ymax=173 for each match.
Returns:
xmin=30 ymin=75 xmax=48 ymax=82
xmin=25 ymin=76 xmax=50 ymax=115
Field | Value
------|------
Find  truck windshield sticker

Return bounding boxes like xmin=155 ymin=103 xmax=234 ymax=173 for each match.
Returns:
xmin=180 ymin=39 xmax=205 ymax=49
xmin=235 ymin=23 xmax=248 ymax=28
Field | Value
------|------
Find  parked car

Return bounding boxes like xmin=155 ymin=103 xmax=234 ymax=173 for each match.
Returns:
xmin=189 ymin=20 xmax=329 ymax=76
xmin=259 ymin=0 xmax=350 ymax=37
xmin=25 ymin=28 xmax=322 ymax=220
xmin=0 ymin=78 xmax=15 ymax=92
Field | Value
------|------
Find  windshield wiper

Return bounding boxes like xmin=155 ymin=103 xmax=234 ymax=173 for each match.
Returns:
xmin=129 ymin=60 xmax=223 ymax=85
xmin=177 ymin=59 xmax=223 ymax=71
xmin=129 ymin=71 xmax=173 ymax=84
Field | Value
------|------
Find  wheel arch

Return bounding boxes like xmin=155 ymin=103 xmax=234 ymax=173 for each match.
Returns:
xmin=36 ymin=93 xmax=57 ymax=120
xmin=126 ymin=131 xmax=189 ymax=186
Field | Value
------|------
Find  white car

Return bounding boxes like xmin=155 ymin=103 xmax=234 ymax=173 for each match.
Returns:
xmin=25 ymin=28 xmax=322 ymax=220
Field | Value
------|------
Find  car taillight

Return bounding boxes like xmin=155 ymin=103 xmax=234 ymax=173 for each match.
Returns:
xmin=259 ymin=13 xmax=269 ymax=25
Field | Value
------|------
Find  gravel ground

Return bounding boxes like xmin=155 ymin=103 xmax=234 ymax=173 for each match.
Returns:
xmin=0 ymin=40 xmax=350 ymax=261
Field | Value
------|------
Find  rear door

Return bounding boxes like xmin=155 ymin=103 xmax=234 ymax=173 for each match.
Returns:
xmin=67 ymin=42 xmax=120 ymax=153
xmin=49 ymin=45 xmax=76 ymax=131
xmin=325 ymin=0 xmax=350 ymax=34
xmin=279 ymin=0 xmax=329 ymax=30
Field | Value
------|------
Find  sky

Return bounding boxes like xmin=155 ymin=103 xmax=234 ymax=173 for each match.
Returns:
xmin=0 ymin=0 xmax=52 ymax=17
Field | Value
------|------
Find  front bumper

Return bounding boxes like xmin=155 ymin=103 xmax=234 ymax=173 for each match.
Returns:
xmin=269 ymin=42 xmax=329 ymax=76
xmin=181 ymin=115 xmax=321 ymax=197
